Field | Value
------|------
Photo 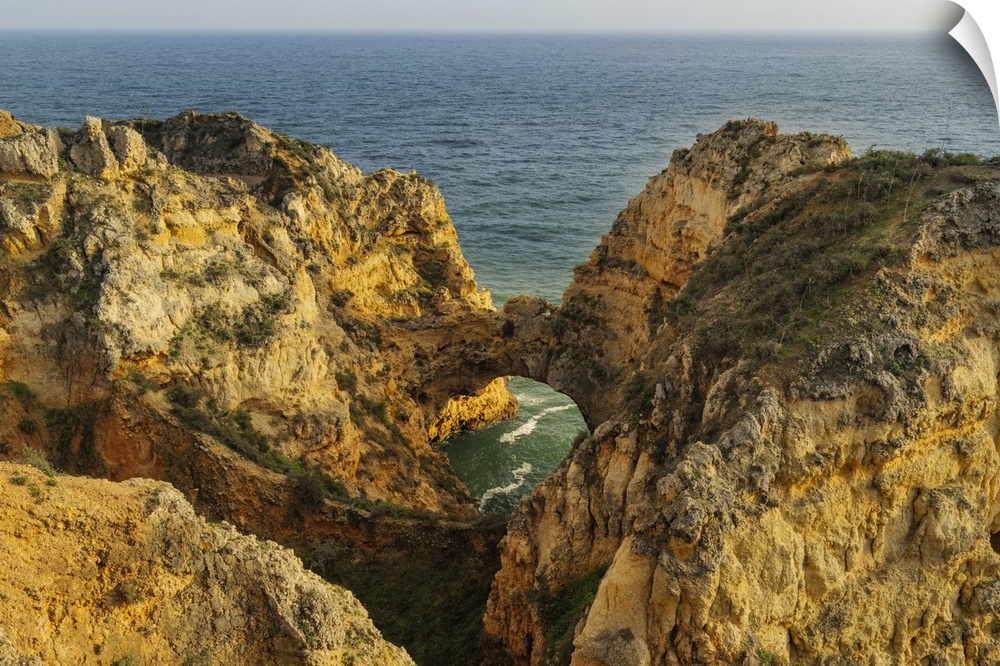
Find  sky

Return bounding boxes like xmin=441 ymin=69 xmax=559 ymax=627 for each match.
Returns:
xmin=0 ymin=0 xmax=962 ymax=32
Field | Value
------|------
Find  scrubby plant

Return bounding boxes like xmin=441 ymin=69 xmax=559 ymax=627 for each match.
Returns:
xmin=290 ymin=460 xmax=348 ymax=506
xmin=115 ymin=579 xmax=144 ymax=604
xmin=756 ymin=648 xmax=778 ymax=666
xmin=540 ymin=567 xmax=608 ymax=664
xmin=334 ymin=369 xmax=358 ymax=394
xmin=3 ymin=381 xmax=37 ymax=406
xmin=111 ymin=656 xmax=140 ymax=666
xmin=167 ymin=386 xmax=303 ymax=476
xmin=126 ymin=369 xmax=158 ymax=395
xmin=18 ymin=446 xmax=56 ymax=478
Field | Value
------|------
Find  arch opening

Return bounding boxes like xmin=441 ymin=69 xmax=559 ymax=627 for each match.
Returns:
xmin=438 ymin=376 xmax=588 ymax=513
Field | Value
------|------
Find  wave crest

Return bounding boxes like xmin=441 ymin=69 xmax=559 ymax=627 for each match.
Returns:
xmin=479 ymin=462 xmax=533 ymax=510
xmin=499 ymin=404 xmax=575 ymax=444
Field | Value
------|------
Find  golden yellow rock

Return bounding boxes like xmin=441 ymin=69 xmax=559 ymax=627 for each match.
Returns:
xmin=483 ymin=122 xmax=1000 ymax=665
xmin=0 ymin=462 xmax=414 ymax=665
xmin=0 ymin=110 xmax=516 ymax=517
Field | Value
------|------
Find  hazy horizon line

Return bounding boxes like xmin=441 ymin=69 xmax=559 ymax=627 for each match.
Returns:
xmin=0 ymin=27 xmax=943 ymax=36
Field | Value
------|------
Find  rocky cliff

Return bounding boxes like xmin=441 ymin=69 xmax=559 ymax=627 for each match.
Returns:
xmin=0 ymin=108 xmax=524 ymax=666
xmin=483 ymin=121 xmax=1000 ymax=665
xmin=0 ymin=461 xmax=413 ymax=665
xmin=7 ymin=108 xmax=1000 ymax=666
xmin=0 ymin=109 xmax=515 ymax=518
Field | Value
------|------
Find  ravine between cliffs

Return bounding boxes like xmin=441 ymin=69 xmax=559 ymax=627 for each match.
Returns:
xmin=3 ymin=111 xmax=1000 ymax=665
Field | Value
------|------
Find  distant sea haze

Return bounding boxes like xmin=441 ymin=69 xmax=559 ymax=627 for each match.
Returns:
xmin=1 ymin=32 xmax=995 ymax=303
xmin=1 ymin=32 xmax=996 ymax=509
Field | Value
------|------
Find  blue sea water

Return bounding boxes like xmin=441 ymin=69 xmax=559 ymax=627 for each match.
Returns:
xmin=1 ymin=32 xmax=997 ymax=511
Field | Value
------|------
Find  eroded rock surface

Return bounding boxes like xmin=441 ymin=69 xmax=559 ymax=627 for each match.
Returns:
xmin=483 ymin=122 xmax=1000 ymax=665
xmin=6 ymin=111 xmax=1000 ymax=666
xmin=0 ymin=110 xmax=515 ymax=517
xmin=0 ymin=462 xmax=413 ymax=665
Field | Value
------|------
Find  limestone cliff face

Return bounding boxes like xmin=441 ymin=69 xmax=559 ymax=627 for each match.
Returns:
xmin=0 ymin=110 xmax=515 ymax=516
xmin=9 ymin=108 xmax=1000 ymax=666
xmin=483 ymin=123 xmax=1000 ymax=665
xmin=0 ymin=462 xmax=413 ymax=665
xmin=497 ymin=120 xmax=850 ymax=426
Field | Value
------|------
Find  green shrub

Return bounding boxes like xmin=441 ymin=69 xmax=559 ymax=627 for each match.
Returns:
xmin=921 ymin=148 xmax=982 ymax=167
xmin=166 ymin=385 xmax=202 ymax=408
xmin=167 ymin=389 xmax=297 ymax=476
xmin=328 ymin=289 xmax=352 ymax=308
xmin=127 ymin=370 xmax=158 ymax=395
xmin=335 ymin=369 xmax=358 ymax=394
xmin=18 ymin=447 xmax=56 ymax=477
xmin=115 ymin=579 xmax=144 ymax=604
xmin=622 ymin=372 xmax=657 ymax=420
xmin=290 ymin=461 xmax=348 ymax=506
xmin=756 ymin=648 xmax=778 ymax=666
xmin=112 ymin=656 xmax=140 ymax=666
xmin=203 ymin=258 xmax=235 ymax=284
xmin=4 ymin=381 xmax=37 ymax=406
xmin=27 ymin=480 xmax=48 ymax=503
xmin=541 ymin=567 xmax=608 ymax=663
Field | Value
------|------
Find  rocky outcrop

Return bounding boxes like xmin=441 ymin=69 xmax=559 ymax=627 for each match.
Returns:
xmin=483 ymin=124 xmax=1000 ymax=664
xmin=0 ymin=109 xmax=514 ymax=516
xmin=428 ymin=376 xmax=519 ymax=442
xmin=68 ymin=116 xmax=150 ymax=180
xmin=0 ymin=462 xmax=413 ymax=665
xmin=0 ymin=111 xmax=61 ymax=179
xmin=492 ymin=120 xmax=851 ymax=427
xmin=8 ymin=109 xmax=1000 ymax=666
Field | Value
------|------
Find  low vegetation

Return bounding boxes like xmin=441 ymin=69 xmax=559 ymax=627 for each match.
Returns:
xmin=661 ymin=148 xmax=997 ymax=373
xmin=47 ymin=402 xmax=106 ymax=475
xmin=540 ymin=567 xmax=608 ymax=664
xmin=166 ymin=386 xmax=301 ymax=475
xmin=303 ymin=516 xmax=507 ymax=666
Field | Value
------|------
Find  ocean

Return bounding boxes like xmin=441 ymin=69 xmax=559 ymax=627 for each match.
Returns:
xmin=1 ymin=32 xmax=996 ymax=511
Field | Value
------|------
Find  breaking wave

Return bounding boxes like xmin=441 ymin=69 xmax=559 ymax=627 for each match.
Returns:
xmin=479 ymin=462 xmax=533 ymax=511
xmin=499 ymin=404 xmax=575 ymax=444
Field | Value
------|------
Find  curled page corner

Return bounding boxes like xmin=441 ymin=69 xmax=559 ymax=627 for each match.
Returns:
xmin=948 ymin=1 xmax=999 ymax=128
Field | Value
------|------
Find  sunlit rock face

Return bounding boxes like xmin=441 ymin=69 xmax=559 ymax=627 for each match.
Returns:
xmin=0 ymin=109 xmax=520 ymax=518
xmin=484 ymin=120 xmax=1000 ymax=665
xmin=0 ymin=462 xmax=415 ymax=665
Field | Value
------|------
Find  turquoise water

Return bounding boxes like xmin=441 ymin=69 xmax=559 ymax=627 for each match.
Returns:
xmin=1 ymin=32 xmax=996 ymax=508
xmin=438 ymin=378 xmax=585 ymax=513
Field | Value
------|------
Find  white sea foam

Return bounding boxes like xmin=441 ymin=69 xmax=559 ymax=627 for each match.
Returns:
xmin=513 ymin=391 xmax=547 ymax=408
xmin=499 ymin=404 xmax=575 ymax=444
xmin=479 ymin=462 xmax=533 ymax=510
